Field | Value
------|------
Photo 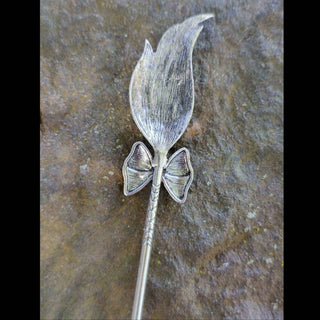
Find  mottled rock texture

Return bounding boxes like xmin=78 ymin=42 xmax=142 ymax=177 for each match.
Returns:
xmin=40 ymin=0 xmax=283 ymax=319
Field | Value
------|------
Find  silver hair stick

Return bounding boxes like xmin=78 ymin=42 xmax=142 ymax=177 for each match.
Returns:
xmin=122 ymin=14 xmax=213 ymax=320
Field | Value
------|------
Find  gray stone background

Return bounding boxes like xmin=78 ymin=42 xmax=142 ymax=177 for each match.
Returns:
xmin=40 ymin=0 xmax=283 ymax=319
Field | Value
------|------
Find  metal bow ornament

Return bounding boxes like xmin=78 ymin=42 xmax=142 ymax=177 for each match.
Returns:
xmin=122 ymin=14 xmax=213 ymax=320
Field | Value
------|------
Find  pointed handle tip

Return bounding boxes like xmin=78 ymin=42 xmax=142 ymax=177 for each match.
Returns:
xmin=180 ymin=13 xmax=214 ymax=30
xmin=192 ymin=13 xmax=214 ymax=23
xmin=202 ymin=13 xmax=214 ymax=20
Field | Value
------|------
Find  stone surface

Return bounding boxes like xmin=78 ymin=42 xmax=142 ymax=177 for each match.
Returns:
xmin=40 ymin=0 xmax=283 ymax=319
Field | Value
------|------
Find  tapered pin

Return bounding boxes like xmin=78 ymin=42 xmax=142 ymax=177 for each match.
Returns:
xmin=122 ymin=14 xmax=213 ymax=320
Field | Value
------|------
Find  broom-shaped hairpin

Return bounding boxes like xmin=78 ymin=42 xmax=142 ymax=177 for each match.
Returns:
xmin=122 ymin=14 xmax=213 ymax=320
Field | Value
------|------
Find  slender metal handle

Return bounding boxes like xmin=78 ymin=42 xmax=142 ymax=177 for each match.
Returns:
xmin=131 ymin=157 xmax=164 ymax=320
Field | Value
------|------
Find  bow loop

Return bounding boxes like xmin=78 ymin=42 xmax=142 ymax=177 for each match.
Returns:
xmin=162 ymin=148 xmax=193 ymax=203
xmin=123 ymin=142 xmax=153 ymax=196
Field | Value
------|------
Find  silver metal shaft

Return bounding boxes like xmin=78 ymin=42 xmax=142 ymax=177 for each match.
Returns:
xmin=127 ymin=14 xmax=213 ymax=320
xmin=131 ymin=153 xmax=165 ymax=320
